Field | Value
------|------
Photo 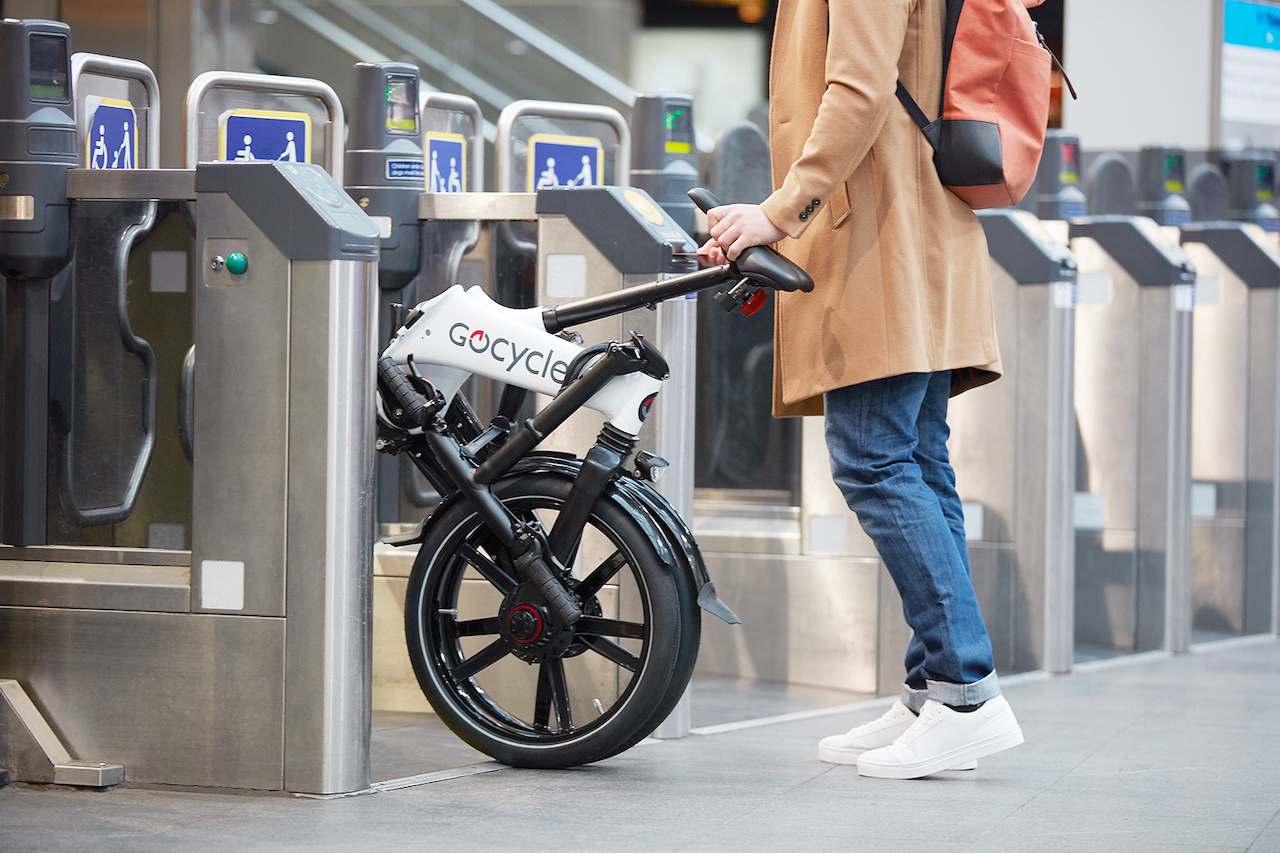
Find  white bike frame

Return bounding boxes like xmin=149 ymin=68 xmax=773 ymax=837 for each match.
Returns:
xmin=382 ymin=284 xmax=663 ymax=436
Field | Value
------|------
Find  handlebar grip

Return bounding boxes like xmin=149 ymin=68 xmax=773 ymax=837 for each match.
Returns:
xmin=377 ymin=356 xmax=437 ymax=428
xmin=687 ymin=187 xmax=815 ymax=294
xmin=688 ymin=187 xmax=724 ymax=214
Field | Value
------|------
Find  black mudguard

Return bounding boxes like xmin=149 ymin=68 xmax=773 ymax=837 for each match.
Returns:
xmin=383 ymin=452 xmax=740 ymax=625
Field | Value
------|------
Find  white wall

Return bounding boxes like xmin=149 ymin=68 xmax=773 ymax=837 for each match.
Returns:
xmin=631 ymin=29 xmax=767 ymax=151
xmin=1063 ymin=0 xmax=1217 ymax=150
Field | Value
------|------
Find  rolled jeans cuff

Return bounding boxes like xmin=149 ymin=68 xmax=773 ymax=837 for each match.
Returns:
xmin=926 ymin=670 xmax=1001 ymax=708
xmin=901 ymin=684 xmax=929 ymax=715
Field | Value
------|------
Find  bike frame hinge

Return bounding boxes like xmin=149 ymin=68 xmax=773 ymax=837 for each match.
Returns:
xmin=460 ymin=416 xmax=514 ymax=463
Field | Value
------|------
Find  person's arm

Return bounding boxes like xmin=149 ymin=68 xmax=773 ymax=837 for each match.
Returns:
xmin=761 ymin=0 xmax=913 ymax=239
xmin=701 ymin=0 xmax=914 ymax=262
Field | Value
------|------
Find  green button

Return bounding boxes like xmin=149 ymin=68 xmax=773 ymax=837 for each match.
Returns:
xmin=225 ymin=252 xmax=248 ymax=275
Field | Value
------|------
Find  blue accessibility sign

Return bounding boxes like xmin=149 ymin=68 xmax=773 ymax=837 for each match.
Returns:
xmin=219 ymin=109 xmax=311 ymax=164
xmin=527 ymin=134 xmax=603 ymax=192
xmin=86 ymin=98 xmax=138 ymax=169
xmin=425 ymin=132 xmax=467 ymax=192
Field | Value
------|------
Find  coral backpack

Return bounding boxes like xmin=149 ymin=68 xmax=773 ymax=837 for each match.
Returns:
xmin=896 ymin=0 xmax=1070 ymax=209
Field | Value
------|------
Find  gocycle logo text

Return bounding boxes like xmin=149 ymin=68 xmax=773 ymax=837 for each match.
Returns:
xmin=449 ymin=323 xmax=570 ymax=384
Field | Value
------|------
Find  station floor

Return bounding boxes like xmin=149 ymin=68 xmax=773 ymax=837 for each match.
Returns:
xmin=2 ymin=635 xmax=1279 ymax=852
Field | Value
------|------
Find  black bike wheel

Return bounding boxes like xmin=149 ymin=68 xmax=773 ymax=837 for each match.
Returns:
xmin=404 ymin=473 xmax=700 ymax=768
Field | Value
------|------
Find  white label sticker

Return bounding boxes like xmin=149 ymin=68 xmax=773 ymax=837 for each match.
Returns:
xmin=1074 ymin=492 xmax=1106 ymax=531
xmin=1075 ymin=272 xmax=1112 ymax=306
xmin=201 ymin=560 xmax=245 ymax=610
xmin=546 ymin=253 xmax=587 ymax=297
xmin=1174 ymin=283 xmax=1196 ymax=312
xmin=807 ymin=515 xmax=846 ymax=555
xmin=962 ymin=501 xmax=985 ymax=542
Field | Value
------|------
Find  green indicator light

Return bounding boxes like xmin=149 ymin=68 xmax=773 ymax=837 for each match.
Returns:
xmin=226 ymin=252 xmax=248 ymax=275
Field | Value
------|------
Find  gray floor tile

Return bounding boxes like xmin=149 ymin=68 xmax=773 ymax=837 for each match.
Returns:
xmin=0 ymin=638 xmax=1277 ymax=852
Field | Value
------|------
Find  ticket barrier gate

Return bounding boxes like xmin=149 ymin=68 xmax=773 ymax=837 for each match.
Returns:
xmin=1068 ymin=216 xmax=1197 ymax=659
xmin=949 ymin=209 xmax=1078 ymax=675
xmin=1180 ymin=223 xmax=1280 ymax=640
xmin=1 ymin=159 xmax=378 ymax=793
xmin=1 ymin=36 xmax=378 ymax=793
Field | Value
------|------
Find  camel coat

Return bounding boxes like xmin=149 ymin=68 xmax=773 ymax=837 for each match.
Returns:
xmin=760 ymin=0 xmax=1003 ymax=417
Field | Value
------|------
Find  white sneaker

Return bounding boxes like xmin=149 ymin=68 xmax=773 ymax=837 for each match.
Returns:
xmin=856 ymin=695 xmax=1023 ymax=779
xmin=818 ymin=701 xmax=977 ymax=769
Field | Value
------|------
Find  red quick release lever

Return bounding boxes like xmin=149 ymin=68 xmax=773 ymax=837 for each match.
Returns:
xmin=740 ymin=289 xmax=768 ymax=316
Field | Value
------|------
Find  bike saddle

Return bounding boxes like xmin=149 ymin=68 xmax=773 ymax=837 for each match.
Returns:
xmin=687 ymin=187 xmax=815 ymax=293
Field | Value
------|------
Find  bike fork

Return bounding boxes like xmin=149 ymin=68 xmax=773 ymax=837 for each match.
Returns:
xmin=547 ymin=424 xmax=635 ymax=565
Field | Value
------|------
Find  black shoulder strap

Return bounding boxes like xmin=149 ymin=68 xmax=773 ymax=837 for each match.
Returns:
xmin=895 ymin=83 xmax=931 ymax=132
xmin=896 ymin=83 xmax=939 ymax=152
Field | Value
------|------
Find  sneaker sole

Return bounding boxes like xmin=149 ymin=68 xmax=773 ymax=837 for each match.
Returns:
xmin=820 ymin=744 xmax=978 ymax=771
xmin=856 ymin=726 xmax=1023 ymax=779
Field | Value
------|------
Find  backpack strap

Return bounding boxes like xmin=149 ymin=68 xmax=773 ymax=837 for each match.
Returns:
xmin=895 ymin=82 xmax=941 ymax=152
xmin=895 ymin=83 xmax=931 ymax=134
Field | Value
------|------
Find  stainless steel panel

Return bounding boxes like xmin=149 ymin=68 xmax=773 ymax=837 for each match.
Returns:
xmin=419 ymin=192 xmax=537 ymax=221
xmin=695 ymin=553 xmax=881 ymax=694
xmin=1073 ymin=242 xmax=1142 ymax=534
xmin=0 ymin=560 xmax=189 ymax=612
xmin=1187 ymin=247 xmax=1249 ymax=636
xmin=949 ymin=266 xmax=1077 ymax=674
xmin=191 ymin=198 xmax=290 ymax=617
xmin=0 ymin=679 xmax=125 ymax=786
xmin=1245 ymin=288 xmax=1280 ymax=635
xmin=968 ymin=543 xmax=1021 ymax=675
xmin=0 ymin=607 xmax=286 ymax=789
xmin=0 ymin=544 xmax=188 ymax=567
xmin=67 ymin=168 xmax=197 ymax=201
xmin=876 ymin=563 xmax=914 ymax=698
xmin=283 ymin=260 xmax=375 ymax=795
xmin=1070 ymin=235 xmax=1193 ymax=657
xmin=951 ymin=267 xmax=1019 ymax=543
xmin=1137 ymin=285 xmax=1193 ymax=653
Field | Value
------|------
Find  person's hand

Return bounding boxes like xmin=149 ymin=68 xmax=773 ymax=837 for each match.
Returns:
xmin=704 ymin=203 xmax=787 ymax=261
xmin=697 ymin=239 xmax=728 ymax=266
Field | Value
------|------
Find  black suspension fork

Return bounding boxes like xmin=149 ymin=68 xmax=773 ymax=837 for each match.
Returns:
xmin=546 ymin=425 xmax=636 ymax=566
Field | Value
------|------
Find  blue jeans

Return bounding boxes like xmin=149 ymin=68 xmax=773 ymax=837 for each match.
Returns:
xmin=824 ymin=371 xmax=1000 ymax=711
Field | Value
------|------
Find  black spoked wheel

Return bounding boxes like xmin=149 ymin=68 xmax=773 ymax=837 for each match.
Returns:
xmin=404 ymin=473 xmax=700 ymax=768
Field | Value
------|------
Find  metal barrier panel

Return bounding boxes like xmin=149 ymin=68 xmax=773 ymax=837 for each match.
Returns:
xmin=1069 ymin=216 xmax=1196 ymax=659
xmin=51 ymin=54 xmax=162 ymax=539
xmin=1182 ymin=224 xmax=1280 ymax=640
xmin=951 ymin=210 xmax=1078 ymax=675
xmin=192 ymin=161 xmax=377 ymax=794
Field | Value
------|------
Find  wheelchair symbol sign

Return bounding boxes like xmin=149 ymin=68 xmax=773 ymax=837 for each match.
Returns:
xmin=425 ymin=132 xmax=466 ymax=192
xmin=86 ymin=98 xmax=138 ymax=170
xmin=219 ymin=109 xmax=311 ymax=165
xmin=527 ymin=134 xmax=603 ymax=192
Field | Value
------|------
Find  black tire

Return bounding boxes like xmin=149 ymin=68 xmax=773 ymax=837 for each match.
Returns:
xmin=404 ymin=473 xmax=701 ymax=768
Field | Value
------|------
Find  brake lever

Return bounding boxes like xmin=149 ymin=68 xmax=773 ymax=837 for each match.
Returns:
xmin=714 ymin=279 xmax=769 ymax=316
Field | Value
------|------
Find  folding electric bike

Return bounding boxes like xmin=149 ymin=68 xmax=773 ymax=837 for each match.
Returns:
xmin=375 ymin=189 xmax=812 ymax=768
